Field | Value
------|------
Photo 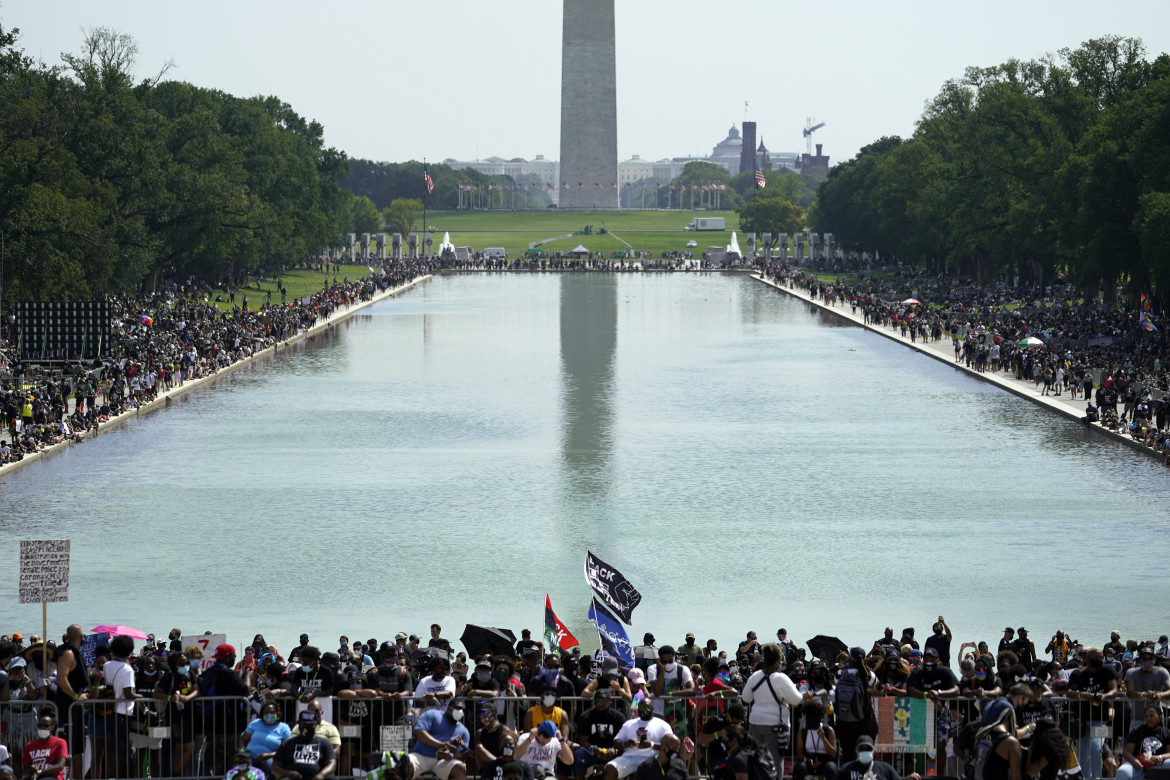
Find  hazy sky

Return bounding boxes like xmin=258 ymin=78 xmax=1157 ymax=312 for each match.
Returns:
xmin=5 ymin=1 xmax=1170 ymax=169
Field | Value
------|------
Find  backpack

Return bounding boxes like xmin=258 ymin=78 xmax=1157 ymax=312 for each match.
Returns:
xmin=834 ymin=671 xmax=869 ymax=724
xmin=740 ymin=749 xmax=773 ymax=780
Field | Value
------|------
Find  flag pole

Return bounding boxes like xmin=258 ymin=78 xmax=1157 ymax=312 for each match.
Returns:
xmin=422 ymin=159 xmax=427 ymax=254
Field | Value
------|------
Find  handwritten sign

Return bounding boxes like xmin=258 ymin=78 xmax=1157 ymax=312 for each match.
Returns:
xmin=181 ymin=634 xmax=227 ymax=672
xmin=19 ymin=539 xmax=70 ymax=604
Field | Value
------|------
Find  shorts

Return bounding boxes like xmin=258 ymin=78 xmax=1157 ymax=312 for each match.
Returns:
xmin=408 ymin=753 xmax=464 ymax=780
xmin=607 ymin=752 xmax=652 ymax=779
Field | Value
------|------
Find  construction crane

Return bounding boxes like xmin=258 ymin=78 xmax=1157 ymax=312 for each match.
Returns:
xmin=803 ymin=117 xmax=826 ymax=155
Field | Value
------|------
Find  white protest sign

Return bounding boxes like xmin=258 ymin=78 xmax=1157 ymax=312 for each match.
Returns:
xmin=181 ymin=634 xmax=227 ymax=672
xmin=19 ymin=539 xmax=70 ymax=604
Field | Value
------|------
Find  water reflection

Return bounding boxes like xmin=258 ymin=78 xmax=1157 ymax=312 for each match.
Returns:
xmin=558 ymin=275 xmax=618 ymax=520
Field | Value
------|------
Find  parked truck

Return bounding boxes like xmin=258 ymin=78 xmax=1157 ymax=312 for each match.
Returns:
xmin=684 ymin=217 xmax=726 ymax=231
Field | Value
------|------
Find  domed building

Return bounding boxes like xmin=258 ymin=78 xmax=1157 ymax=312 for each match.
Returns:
xmin=708 ymin=125 xmax=744 ymax=175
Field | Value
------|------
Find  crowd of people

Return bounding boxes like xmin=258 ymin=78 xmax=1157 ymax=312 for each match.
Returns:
xmin=757 ymin=259 xmax=1170 ymax=462
xmin=3 ymin=619 xmax=1170 ymax=780
xmin=0 ymin=261 xmax=432 ymax=467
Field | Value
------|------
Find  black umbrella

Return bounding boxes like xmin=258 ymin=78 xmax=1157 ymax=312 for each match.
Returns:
xmin=460 ymin=624 xmax=517 ymax=659
xmin=806 ymin=634 xmax=848 ymax=661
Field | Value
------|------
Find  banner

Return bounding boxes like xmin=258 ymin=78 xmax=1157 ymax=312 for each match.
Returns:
xmin=79 ymin=632 xmax=109 ymax=670
xmin=587 ymin=598 xmax=633 ymax=666
xmin=584 ymin=550 xmax=642 ymax=624
xmin=19 ymin=539 xmax=70 ymax=604
xmin=545 ymin=594 xmax=579 ymax=651
xmin=875 ymin=696 xmax=935 ymax=753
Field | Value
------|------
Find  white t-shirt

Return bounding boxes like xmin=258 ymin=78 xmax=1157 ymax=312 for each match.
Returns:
xmin=413 ymin=674 xmax=456 ymax=712
xmin=103 ymin=659 xmax=136 ymax=715
xmin=518 ymin=734 xmax=563 ymax=776
xmin=742 ymin=670 xmax=802 ymax=726
xmin=645 ymin=663 xmax=695 ymax=716
xmin=614 ymin=716 xmax=673 ymax=760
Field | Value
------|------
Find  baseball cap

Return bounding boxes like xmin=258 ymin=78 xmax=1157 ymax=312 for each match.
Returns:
xmin=593 ymin=688 xmax=612 ymax=700
xmin=923 ymin=647 xmax=939 ymax=658
xmin=395 ymin=632 xmax=408 ymax=641
xmin=212 ymin=643 xmax=235 ymax=661
xmin=537 ymin=720 xmax=557 ymax=738
xmin=475 ymin=658 xmax=492 ymax=669
xmin=856 ymin=735 xmax=875 ymax=751
xmin=9 ymin=657 xmax=27 ymax=670
xmin=379 ymin=641 xmax=396 ymax=654
xmin=298 ymin=710 xmax=320 ymax=725
xmin=12 ymin=633 xmax=22 ymax=641
xmin=1004 ymin=627 xmax=1014 ymax=632
xmin=628 ymin=668 xmax=645 ymax=684
xmin=685 ymin=633 xmax=695 ymax=640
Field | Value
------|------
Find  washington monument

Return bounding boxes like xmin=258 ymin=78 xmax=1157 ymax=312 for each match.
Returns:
xmin=559 ymin=0 xmax=619 ymax=210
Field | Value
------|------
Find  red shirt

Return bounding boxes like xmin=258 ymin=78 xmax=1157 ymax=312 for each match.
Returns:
xmin=23 ymin=736 xmax=68 ymax=780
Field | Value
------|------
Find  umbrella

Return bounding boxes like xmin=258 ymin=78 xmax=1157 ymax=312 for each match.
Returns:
xmin=91 ymin=625 xmax=149 ymax=640
xmin=460 ymin=624 xmax=517 ymax=659
xmin=901 ymin=298 xmax=920 ymax=305
xmin=806 ymin=634 xmax=848 ymax=661
xmin=1018 ymin=336 xmax=1044 ymax=348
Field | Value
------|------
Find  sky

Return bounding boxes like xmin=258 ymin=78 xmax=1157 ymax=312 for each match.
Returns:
xmin=4 ymin=0 xmax=1170 ymax=169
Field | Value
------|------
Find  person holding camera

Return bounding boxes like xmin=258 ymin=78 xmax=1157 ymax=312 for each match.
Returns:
xmin=792 ymin=700 xmax=836 ymax=780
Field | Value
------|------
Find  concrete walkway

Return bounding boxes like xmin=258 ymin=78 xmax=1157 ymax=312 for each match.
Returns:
xmin=0 ymin=274 xmax=432 ymax=480
xmin=752 ymin=272 xmax=1169 ymax=464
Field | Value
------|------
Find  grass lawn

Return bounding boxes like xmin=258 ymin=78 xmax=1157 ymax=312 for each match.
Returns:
xmin=179 ymin=268 xmax=353 ymax=314
xmin=418 ymin=210 xmax=741 ymax=257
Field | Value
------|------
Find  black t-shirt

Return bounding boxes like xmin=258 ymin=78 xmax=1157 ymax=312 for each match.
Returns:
xmin=275 ymin=734 xmax=335 ymax=777
xmin=290 ymin=666 xmax=336 ymax=697
xmin=907 ymin=665 xmax=959 ymax=693
xmin=876 ymin=637 xmax=898 ymax=650
xmin=636 ymin=755 xmax=689 ymax=780
xmin=53 ymin=643 xmax=90 ymax=709
xmin=1012 ymin=640 xmax=1035 ymax=668
xmin=481 ymin=757 xmax=535 ymax=780
xmin=836 ymin=759 xmax=903 ymax=780
xmin=701 ymin=714 xmax=738 ymax=769
xmin=719 ymin=749 xmax=753 ymax=780
xmin=576 ymin=706 xmax=626 ymax=750
xmin=476 ymin=723 xmax=506 ymax=757
xmin=1124 ymin=724 xmax=1170 ymax=757
xmin=924 ymin=635 xmax=951 ymax=666
xmin=1068 ymin=665 xmax=1117 ymax=721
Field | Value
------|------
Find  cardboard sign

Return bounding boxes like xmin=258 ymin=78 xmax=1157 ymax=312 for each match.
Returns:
xmin=181 ymin=634 xmax=227 ymax=672
xmin=19 ymin=539 xmax=70 ymax=603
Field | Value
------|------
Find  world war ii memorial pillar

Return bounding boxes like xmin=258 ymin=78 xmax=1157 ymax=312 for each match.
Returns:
xmin=559 ymin=0 xmax=619 ymax=210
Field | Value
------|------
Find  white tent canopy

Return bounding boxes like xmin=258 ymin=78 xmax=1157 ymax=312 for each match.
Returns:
xmin=571 ymin=244 xmax=589 ymax=253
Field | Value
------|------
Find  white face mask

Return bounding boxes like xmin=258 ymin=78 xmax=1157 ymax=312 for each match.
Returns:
xmin=37 ymin=728 xmax=52 ymax=740
xmin=663 ymin=662 xmax=677 ymax=672
xmin=451 ymin=709 xmax=464 ymax=722
xmin=542 ymin=694 xmax=556 ymax=707
xmin=858 ymin=751 xmax=874 ymax=764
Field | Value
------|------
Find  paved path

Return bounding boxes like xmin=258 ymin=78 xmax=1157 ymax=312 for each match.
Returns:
xmin=0 ymin=275 xmax=432 ymax=479
xmin=752 ymin=272 xmax=1168 ymax=464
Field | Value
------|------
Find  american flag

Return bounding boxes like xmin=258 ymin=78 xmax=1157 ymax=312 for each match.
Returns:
xmin=424 ymin=165 xmax=434 ymax=194
xmin=755 ymin=163 xmax=766 ymax=189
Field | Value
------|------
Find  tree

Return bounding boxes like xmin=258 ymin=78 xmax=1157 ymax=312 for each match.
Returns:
xmin=737 ymin=197 xmax=804 ymax=235
xmin=382 ymin=199 xmax=422 ymax=235
xmin=348 ymin=195 xmax=382 ymax=235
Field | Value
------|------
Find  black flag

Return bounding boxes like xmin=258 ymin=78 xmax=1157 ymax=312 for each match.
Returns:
xmin=584 ymin=550 xmax=642 ymax=624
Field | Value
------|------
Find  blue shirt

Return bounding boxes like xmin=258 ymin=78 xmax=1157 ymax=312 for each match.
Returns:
xmin=245 ymin=719 xmax=292 ymax=758
xmin=411 ymin=710 xmax=470 ymax=758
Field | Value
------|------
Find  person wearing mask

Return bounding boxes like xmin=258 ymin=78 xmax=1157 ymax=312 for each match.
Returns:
xmin=999 ymin=628 xmax=1016 ymax=655
xmin=225 ymin=749 xmax=264 ymax=780
xmin=155 ymin=651 xmax=201 ymax=777
xmin=698 ymin=700 xmax=747 ymax=778
xmin=414 ymin=656 xmax=457 ymax=714
xmin=713 ymin=724 xmax=752 ymax=780
xmin=523 ymin=685 xmax=568 ymax=735
xmin=741 ymin=643 xmax=802 ymax=780
xmin=1068 ymin=647 xmax=1119 ymax=780
xmin=408 ymin=699 xmax=470 ymax=780
xmin=907 ymin=647 xmax=959 ymax=775
xmin=574 ymin=689 xmax=626 ymax=779
xmin=603 ymin=699 xmax=673 ymax=780
xmin=191 ymin=644 xmax=251 ymax=775
xmin=923 ymin=617 xmax=953 ymax=668
xmin=876 ymin=628 xmax=898 ymax=652
xmin=20 ymin=712 xmax=68 ymax=780
xmin=287 ymin=635 xmax=310 ymax=665
xmin=470 ymin=702 xmax=513 ymax=774
xmin=271 ymin=710 xmax=336 ymax=780
xmin=1125 ymin=647 xmax=1170 ymax=721
xmin=836 ymin=735 xmax=921 ymax=780
xmin=678 ymin=635 xmax=703 ymax=668
xmin=647 ymin=645 xmax=695 ymax=733
xmin=240 ymin=702 xmax=291 ymax=774
xmin=834 ymin=647 xmax=877 ymax=763
xmin=875 ymin=650 xmax=910 ymax=696
xmin=633 ymin=733 xmax=686 ymax=780
xmin=1012 ymin=629 xmax=1036 ymax=670
xmin=581 ymin=658 xmax=632 ymax=706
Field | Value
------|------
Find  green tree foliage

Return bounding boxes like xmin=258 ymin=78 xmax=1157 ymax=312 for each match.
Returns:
xmin=736 ymin=197 xmax=805 ymax=235
xmin=347 ymin=196 xmax=383 ymax=235
xmin=730 ymin=169 xmax=818 ymax=210
xmin=810 ymin=36 xmax=1170 ymax=300
xmin=0 ymin=25 xmax=351 ymax=304
xmin=382 ymin=199 xmax=423 ymax=236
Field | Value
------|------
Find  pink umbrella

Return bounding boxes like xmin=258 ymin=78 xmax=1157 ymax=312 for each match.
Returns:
xmin=91 ymin=625 xmax=149 ymax=640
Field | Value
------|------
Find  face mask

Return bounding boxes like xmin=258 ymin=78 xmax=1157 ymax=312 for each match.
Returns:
xmin=302 ymin=664 xmax=314 ymax=674
xmin=728 ymin=665 xmax=737 ymax=673
xmin=476 ymin=671 xmax=491 ymax=683
xmin=502 ymin=746 xmax=514 ymax=757
xmin=1142 ymin=661 xmax=1155 ymax=673
xmin=542 ymin=694 xmax=556 ymax=707
xmin=263 ymin=713 xmax=278 ymax=726
xmin=496 ymin=670 xmax=509 ymax=682
xmin=37 ymin=729 xmax=52 ymax=739
xmin=451 ymin=709 xmax=464 ymax=722
xmin=858 ymin=751 xmax=874 ymax=764
xmin=143 ymin=668 xmax=158 ymax=676
xmin=300 ymin=727 xmax=316 ymax=738
xmin=924 ymin=662 xmax=938 ymax=672
xmin=177 ymin=665 xmax=190 ymax=675
xmin=663 ymin=662 xmax=677 ymax=672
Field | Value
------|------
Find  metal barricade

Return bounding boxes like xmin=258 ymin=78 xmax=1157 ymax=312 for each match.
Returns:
xmin=71 ymin=695 xmax=252 ymax=780
xmin=1 ymin=699 xmax=58 ymax=769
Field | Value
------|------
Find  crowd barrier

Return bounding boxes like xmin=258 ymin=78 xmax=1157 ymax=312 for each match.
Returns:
xmin=20 ymin=693 xmax=1160 ymax=780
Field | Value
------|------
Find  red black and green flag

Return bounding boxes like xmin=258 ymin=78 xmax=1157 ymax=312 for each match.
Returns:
xmin=544 ymin=593 xmax=578 ymax=651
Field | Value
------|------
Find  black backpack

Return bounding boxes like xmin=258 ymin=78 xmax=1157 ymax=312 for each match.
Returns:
xmin=834 ymin=672 xmax=869 ymax=723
